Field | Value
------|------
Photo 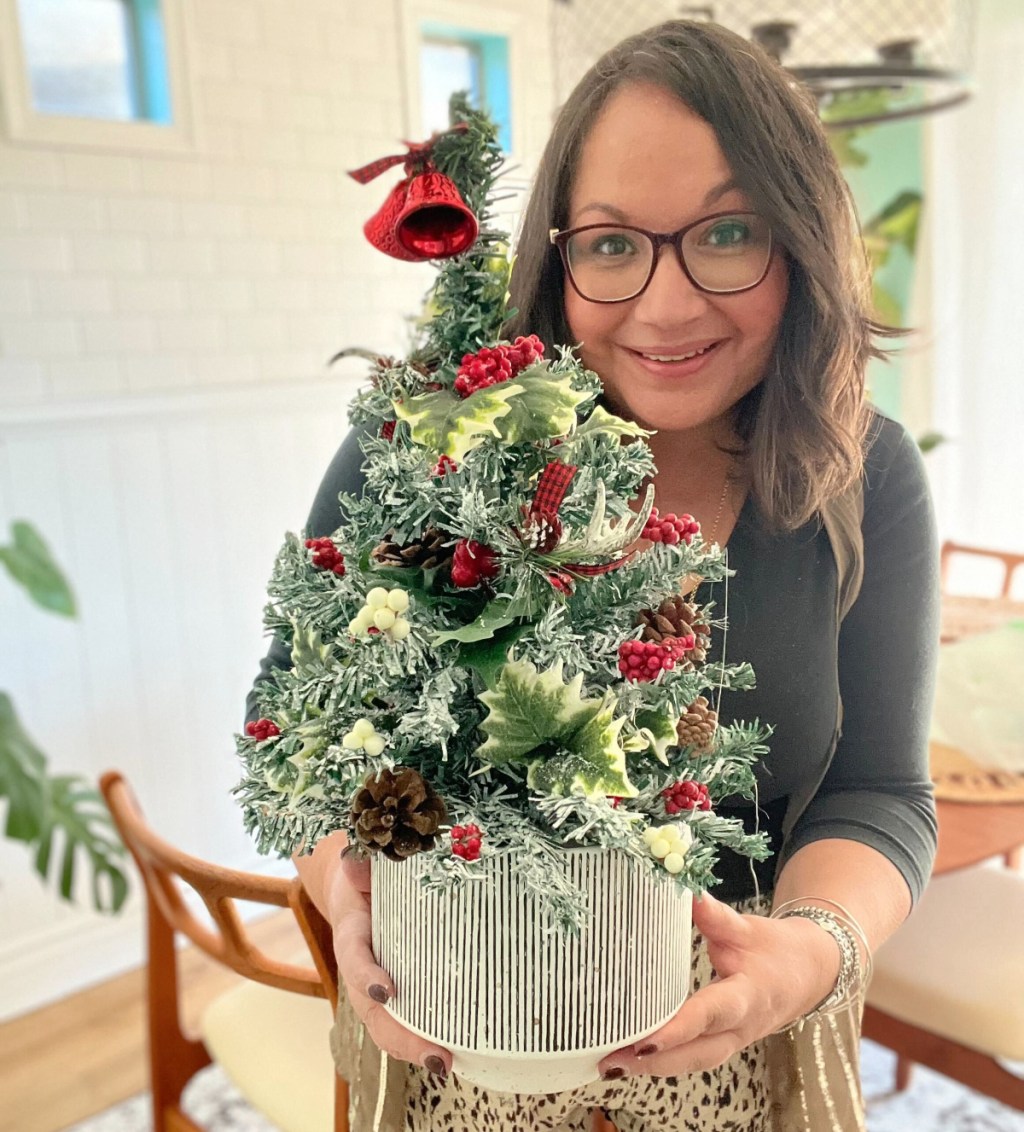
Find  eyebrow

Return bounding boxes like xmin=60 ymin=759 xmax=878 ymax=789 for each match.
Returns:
xmin=574 ymin=178 xmax=744 ymax=223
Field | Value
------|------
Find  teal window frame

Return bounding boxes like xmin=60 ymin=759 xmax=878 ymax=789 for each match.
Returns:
xmin=17 ymin=0 xmax=173 ymax=124
xmin=419 ymin=21 xmax=511 ymax=152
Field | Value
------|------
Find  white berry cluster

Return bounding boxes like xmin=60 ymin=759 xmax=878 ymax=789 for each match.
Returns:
xmin=642 ymin=822 xmax=694 ymax=875
xmin=348 ymin=586 xmax=411 ymax=640
xmin=341 ymin=718 xmax=386 ymax=756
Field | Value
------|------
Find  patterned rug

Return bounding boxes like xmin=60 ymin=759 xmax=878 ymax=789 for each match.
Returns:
xmin=65 ymin=1040 xmax=1024 ymax=1131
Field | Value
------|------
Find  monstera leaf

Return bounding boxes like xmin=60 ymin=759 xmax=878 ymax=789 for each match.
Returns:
xmin=476 ymin=660 xmax=636 ymax=797
xmin=394 ymin=383 xmax=522 ymax=462
xmin=492 ymin=367 xmax=591 ymax=445
xmin=0 ymin=693 xmax=128 ymax=912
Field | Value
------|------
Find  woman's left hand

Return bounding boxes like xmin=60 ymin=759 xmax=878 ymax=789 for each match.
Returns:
xmin=598 ymin=892 xmax=841 ymax=1080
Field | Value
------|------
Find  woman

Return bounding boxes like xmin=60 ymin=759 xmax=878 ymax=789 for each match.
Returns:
xmin=254 ymin=18 xmax=939 ymax=1132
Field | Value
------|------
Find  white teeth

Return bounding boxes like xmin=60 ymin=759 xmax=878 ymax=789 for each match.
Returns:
xmin=641 ymin=344 xmax=715 ymax=362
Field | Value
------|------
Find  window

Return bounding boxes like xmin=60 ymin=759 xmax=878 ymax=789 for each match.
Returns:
xmin=0 ymin=0 xmax=190 ymax=151
xmin=419 ymin=23 xmax=511 ymax=153
xmin=17 ymin=0 xmax=171 ymax=123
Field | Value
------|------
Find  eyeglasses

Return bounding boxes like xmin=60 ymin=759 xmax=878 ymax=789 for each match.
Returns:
xmin=549 ymin=211 xmax=774 ymax=304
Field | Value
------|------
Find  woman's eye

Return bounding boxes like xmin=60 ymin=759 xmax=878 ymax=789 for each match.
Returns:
xmin=587 ymin=233 xmax=636 ymax=257
xmin=702 ymin=219 xmax=752 ymax=248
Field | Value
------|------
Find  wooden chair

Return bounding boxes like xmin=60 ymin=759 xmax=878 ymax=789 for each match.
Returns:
xmin=940 ymin=540 xmax=1024 ymax=599
xmin=863 ymin=865 xmax=1024 ymax=1110
xmin=100 ymin=770 xmax=348 ymax=1132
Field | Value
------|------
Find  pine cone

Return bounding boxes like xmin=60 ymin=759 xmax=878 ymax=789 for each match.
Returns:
xmin=636 ymin=596 xmax=711 ymax=670
xmin=351 ymin=767 xmax=447 ymax=860
xmin=372 ymin=527 xmax=453 ymax=573
xmin=677 ymin=696 xmax=718 ymax=752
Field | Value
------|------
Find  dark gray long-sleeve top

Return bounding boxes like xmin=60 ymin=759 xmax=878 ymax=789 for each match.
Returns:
xmin=247 ymin=411 xmax=939 ymax=904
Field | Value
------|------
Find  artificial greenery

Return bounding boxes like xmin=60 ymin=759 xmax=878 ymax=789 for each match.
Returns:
xmin=0 ymin=522 xmax=128 ymax=913
xmin=235 ymin=97 xmax=771 ymax=932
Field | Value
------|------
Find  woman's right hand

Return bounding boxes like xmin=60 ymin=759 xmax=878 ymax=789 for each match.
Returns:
xmin=329 ymin=849 xmax=452 ymax=1079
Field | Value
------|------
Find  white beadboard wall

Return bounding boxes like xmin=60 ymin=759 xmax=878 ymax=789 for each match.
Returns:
xmin=0 ymin=0 xmax=554 ymax=1019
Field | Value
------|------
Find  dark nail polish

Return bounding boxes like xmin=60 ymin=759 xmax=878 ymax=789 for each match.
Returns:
xmin=602 ymin=1066 xmax=625 ymax=1081
xmin=636 ymin=1043 xmax=658 ymax=1057
xmin=424 ymin=1055 xmax=447 ymax=1078
xmin=367 ymin=983 xmax=389 ymax=1003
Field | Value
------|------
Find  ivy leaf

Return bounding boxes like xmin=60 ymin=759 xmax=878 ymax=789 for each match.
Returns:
xmin=393 ymin=383 xmax=522 ymax=462
xmin=456 ymin=620 xmax=532 ymax=689
xmin=0 ymin=521 xmax=77 ymax=617
xmin=493 ymin=367 xmax=591 ymax=445
xmin=291 ymin=623 xmax=332 ymax=674
xmin=476 ymin=658 xmax=603 ymax=766
xmin=432 ymin=602 xmax=515 ymax=647
xmin=634 ymin=708 xmax=679 ymax=765
xmin=564 ymin=698 xmax=636 ymax=796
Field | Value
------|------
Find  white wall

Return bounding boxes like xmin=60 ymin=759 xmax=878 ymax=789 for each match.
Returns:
xmin=0 ymin=0 xmax=554 ymax=1020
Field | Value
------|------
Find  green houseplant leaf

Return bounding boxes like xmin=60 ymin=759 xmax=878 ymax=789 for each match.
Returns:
xmin=0 ymin=521 xmax=76 ymax=617
xmin=0 ymin=693 xmax=128 ymax=912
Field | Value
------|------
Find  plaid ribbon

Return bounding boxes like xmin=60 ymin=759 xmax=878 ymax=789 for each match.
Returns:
xmin=530 ymin=461 xmax=578 ymax=518
xmin=348 ymin=123 xmax=469 ymax=184
xmin=530 ymin=460 xmax=636 ymax=583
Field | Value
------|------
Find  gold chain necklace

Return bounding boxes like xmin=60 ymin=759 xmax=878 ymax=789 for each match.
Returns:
xmin=680 ymin=468 xmax=734 ymax=601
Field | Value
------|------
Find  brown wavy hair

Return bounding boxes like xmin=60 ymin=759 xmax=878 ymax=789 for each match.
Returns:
xmin=503 ymin=19 xmax=899 ymax=531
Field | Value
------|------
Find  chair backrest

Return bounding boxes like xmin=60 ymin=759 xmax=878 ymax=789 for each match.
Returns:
xmin=101 ymin=770 xmax=338 ymax=1008
xmin=940 ymin=540 xmax=1024 ymax=599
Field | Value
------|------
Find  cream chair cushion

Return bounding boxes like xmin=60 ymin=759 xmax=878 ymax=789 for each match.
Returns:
xmin=200 ymin=976 xmax=337 ymax=1132
xmin=867 ymin=864 xmax=1024 ymax=1060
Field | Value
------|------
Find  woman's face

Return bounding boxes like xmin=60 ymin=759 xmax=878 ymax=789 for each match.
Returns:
xmin=563 ymin=82 xmax=789 ymax=437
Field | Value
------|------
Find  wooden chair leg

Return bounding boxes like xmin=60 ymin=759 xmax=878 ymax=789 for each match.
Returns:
xmin=895 ymin=1056 xmax=914 ymax=1092
xmin=335 ymin=1073 xmax=351 ymax=1132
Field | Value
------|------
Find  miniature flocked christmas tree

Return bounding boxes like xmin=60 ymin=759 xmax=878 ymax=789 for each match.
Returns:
xmin=234 ymin=96 xmax=771 ymax=932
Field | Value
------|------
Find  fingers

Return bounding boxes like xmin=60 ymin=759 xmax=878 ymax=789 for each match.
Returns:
xmin=631 ymin=977 xmax=750 ymax=1055
xmin=692 ymin=890 xmax=751 ymax=945
xmin=359 ymin=996 xmax=452 ymax=1076
xmin=341 ymin=848 xmax=372 ymax=896
xmin=600 ymin=1029 xmax=741 ymax=1081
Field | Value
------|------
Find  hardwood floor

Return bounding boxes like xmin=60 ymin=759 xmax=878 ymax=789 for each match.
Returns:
xmin=0 ymin=909 xmax=300 ymax=1132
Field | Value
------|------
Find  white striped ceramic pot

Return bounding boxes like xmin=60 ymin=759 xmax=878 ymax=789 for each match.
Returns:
xmin=371 ymin=846 xmax=692 ymax=1093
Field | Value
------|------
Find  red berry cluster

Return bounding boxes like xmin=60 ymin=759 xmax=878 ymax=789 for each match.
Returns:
xmin=662 ymin=779 xmax=712 ymax=813
xmin=380 ymin=420 xmax=396 ymax=441
xmin=454 ymin=335 xmax=545 ymax=398
xmin=451 ymin=823 xmax=483 ymax=861
xmin=305 ymin=537 xmax=346 ymax=575
xmin=642 ymin=508 xmax=701 ymax=546
xmin=246 ymin=718 xmax=280 ymax=741
xmin=432 ymin=453 xmax=458 ymax=477
xmin=618 ymin=634 xmax=696 ymax=682
xmin=451 ymin=539 xmax=499 ymax=588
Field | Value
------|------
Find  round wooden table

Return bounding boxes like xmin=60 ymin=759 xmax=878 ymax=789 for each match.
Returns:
xmin=934 ymin=798 xmax=1024 ymax=875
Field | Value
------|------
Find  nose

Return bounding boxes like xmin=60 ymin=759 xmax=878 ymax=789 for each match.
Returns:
xmin=631 ymin=243 xmax=711 ymax=326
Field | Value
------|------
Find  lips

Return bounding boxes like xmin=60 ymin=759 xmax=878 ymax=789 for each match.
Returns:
xmin=624 ymin=338 xmax=725 ymax=378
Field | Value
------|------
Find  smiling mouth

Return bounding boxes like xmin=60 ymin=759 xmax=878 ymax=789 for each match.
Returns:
xmin=630 ymin=341 xmax=723 ymax=363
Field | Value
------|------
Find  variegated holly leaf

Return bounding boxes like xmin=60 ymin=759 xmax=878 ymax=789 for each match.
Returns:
xmin=633 ymin=708 xmax=679 ymax=765
xmin=393 ymin=383 xmax=522 ymax=462
xmin=572 ymin=404 xmax=653 ymax=442
xmin=475 ymin=658 xmax=603 ymax=766
xmin=493 ymin=367 xmax=591 ymax=445
xmin=290 ymin=623 xmax=332 ymax=675
xmin=536 ymin=697 xmax=636 ymax=797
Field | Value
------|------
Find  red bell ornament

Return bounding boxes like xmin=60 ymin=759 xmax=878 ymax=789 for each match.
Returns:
xmin=349 ymin=125 xmax=479 ymax=263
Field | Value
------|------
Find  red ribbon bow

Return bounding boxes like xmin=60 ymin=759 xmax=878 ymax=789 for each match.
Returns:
xmin=347 ymin=122 xmax=470 ymax=185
